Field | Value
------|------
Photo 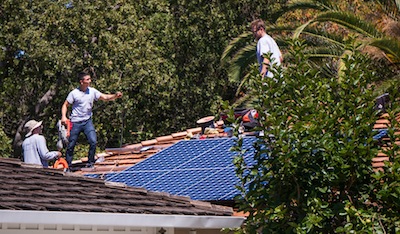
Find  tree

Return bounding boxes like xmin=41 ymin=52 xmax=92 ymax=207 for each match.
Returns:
xmin=232 ymin=39 xmax=400 ymax=233
xmin=1 ymin=0 xmax=179 ymax=157
xmin=222 ymin=0 xmax=400 ymax=100
xmin=0 ymin=124 xmax=12 ymax=157
xmin=290 ymin=0 xmax=400 ymax=63
xmin=1 ymin=0 xmax=288 ymax=159
xmin=220 ymin=0 xmax=291 ymax=99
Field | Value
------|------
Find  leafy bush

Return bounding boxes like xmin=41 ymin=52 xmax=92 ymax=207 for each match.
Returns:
xmin=233 ymin=39 xmax=400 ymax=233
xmin=0 ymin=124 xmax=12 ymax=158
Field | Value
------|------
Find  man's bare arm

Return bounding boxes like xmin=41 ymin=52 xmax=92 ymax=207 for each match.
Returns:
xmin=99 ymin=91 xmax=123 ymax=101
xmin=61 ymin=101 xmax=69 ymax=124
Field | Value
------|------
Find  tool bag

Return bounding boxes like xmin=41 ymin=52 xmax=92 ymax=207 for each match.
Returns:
xmin=221 ymin=108 xmax=260 ymax=130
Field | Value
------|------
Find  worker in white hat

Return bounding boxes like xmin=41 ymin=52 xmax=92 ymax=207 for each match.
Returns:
xmin=22 ymin=120 xmax=62 ymax=167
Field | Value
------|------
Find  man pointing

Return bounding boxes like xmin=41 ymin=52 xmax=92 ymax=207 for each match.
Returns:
xmin=61 ymin=71 xmax=122 ymax=169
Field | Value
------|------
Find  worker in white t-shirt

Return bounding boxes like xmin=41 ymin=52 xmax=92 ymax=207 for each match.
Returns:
xmin=251 ymin=19 xmax=283 ymax=78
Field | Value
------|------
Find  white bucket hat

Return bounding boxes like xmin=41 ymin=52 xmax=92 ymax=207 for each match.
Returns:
xmin=24 ymin=120 xmax=43 ymax=137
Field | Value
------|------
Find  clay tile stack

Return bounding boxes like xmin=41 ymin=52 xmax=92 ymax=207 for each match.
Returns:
xmin=372 ymin=113 xmax=400 ymax=172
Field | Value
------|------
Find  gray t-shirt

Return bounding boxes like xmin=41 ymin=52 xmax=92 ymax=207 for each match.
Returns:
xmin=66 ymin=87 xmax=102 ymax=122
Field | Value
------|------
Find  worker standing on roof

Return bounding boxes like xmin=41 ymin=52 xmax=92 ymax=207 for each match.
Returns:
xmin=251 ymin=19 xmax=283 ymax=78
xmin=61 ymin=71 xmax=122 ymax=170
xmin=22 ymin=120 xmax=62 ymax=167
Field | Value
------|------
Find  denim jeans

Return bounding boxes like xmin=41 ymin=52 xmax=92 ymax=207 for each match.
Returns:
xmin=66 ymin=118 xmax=97 ymax=167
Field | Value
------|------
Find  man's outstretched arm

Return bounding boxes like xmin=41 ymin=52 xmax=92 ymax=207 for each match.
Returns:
xmin=99 ymin=91 xmax=123 ymax=101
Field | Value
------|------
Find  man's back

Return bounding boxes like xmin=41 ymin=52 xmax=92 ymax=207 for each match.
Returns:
xmin=22 ymin=134 xmax=58 ymax=167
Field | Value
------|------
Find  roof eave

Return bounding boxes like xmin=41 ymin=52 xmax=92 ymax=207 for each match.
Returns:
xmin=0 ymin=210 xmax=245 ymax=229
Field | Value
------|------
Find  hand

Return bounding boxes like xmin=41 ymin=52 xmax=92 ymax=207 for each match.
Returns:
xmin=61 ymin=117 xmax=69 ymax=125
xmin=260 ymin=67 xmax=268 ymax=77
xmin=115 ymin=92 xmax=122 ymax=98
xmin=56 ymin=152 xmax=62 ymax=159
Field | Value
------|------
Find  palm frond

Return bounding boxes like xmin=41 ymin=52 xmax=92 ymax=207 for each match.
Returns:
xmin=236 ymin=72 xmax=252 ymax=97
xmin=377 ymin=0 xmax=400 ymax=16
xmin=293 ymin=19 xmax=314 ymax=39
xmin=221 ymin=32 xmax=252 ymax=64
xmin=228 ymin=43 xmax=257 ymax=83
xmin=301 ymin=28 xmax=345 ymax=47
xmin=295 ymin=11 xmax=383 ymax=39
xmin=265 ymin=25 xmax=297 ymax=51
xmin=314 ymin=11 xmax=383 ymax=38
xmin=286 ymin=0 xmax=335 ymax=11
xmin=303 ymin=46 xmax=344 ymax=58
xmin=230 ymin=92 xmax=255 ymax=109
xmin=308 ymin=59 xmax=337 ymax=78
xmin=369 ymin=38 xmax=400 ymax=63
xmin=373 ymin=75 xmax=400 ymax=97
xmin=283 ymin=46 xmax=342 ymax=64
xmin=265 ymin=24 xmax=297 ymax=33
xmin=316 ymin=0 xmax=337 ymax=10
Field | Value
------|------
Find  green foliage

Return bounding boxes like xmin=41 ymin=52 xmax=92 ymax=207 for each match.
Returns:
xmin=289 ymin=0 xmax=400 ymax=66
xmin=223 ymin=0 xmax=400 ymax=103
xmin=0 ymin=124 xmax=12 ymax=158
xmin=233 ymin=40 xmax=400 ymax=233
xmin=2 ymin=0 xmax=277 ymax=159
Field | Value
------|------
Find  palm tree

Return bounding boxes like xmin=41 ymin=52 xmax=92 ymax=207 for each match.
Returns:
xmin=222 ymin=0 xmax=400 ymax=98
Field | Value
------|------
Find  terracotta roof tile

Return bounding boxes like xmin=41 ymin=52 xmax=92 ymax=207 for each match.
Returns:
xmin=156 ymin=135 xmax=174 ymax=142
xmin=171 ymin=131 xmax=189 ymax=138
xmin=187 ymin=127 xmax=202 ymax=133
xmin=372 ymin=156 xmax=390 ymax=162
xmin=373 ymin=123 xmax=390 ymax=129
xmin=372 ymin=113 xmax=400 ymax=171
xmin=141 ymin=139 xmax=158 ymax=146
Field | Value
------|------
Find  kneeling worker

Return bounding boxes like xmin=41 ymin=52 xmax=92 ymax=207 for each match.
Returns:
xmin=22 ymin=120 xmax=62 ymax=167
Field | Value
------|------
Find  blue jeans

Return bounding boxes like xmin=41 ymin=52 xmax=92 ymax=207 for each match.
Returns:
xmin=66 ymin=118 xmax=97 ymax=167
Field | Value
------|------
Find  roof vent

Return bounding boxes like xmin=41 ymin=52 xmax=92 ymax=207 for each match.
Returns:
xmin=105 ymin=181 xmax=127 ymax=188
xmin=196 ymin=116 xmax=215 ymax=134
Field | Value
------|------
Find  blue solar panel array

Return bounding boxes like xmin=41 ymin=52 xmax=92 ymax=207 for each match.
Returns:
xmin=105 ymin=137 xmax=258 ymax=201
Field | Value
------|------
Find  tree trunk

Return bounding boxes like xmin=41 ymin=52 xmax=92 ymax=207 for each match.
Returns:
xmin=12 ymin=72 xmax=63 ymax=158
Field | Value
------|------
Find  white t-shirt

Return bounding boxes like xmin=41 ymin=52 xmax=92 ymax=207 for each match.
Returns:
xmin=66 ymin=87 xmax=102 ymax=122
xmin=256 ymin=34 xmax=282 ymax=77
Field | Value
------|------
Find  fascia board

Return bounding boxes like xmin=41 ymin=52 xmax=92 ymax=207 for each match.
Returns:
xmin=0 ymin=210 xmax=245 ymax=229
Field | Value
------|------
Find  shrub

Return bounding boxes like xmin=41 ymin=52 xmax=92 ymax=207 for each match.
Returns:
xmin=233 ymin=39 xmax=400 ymax=233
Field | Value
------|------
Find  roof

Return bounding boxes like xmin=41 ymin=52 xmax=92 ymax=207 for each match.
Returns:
xmin=0 ymin=157 xmax=245 ymax=229
xmin=74 ymin=113 xmax=396 ymax=175
xmin=105 ymin=137 xmax=258 ymax=201
xmin=97 ymin=113 xmax=398 ymax=202
xmin=71 ymin=120 xmax=229 ymax=175
xmin=71 ymin=119 xmax=260 ymax=176
xmin=59 ymin=112 xmax=397 ymax=200
xmin=0 ymin=157 xmax=234 ymax=216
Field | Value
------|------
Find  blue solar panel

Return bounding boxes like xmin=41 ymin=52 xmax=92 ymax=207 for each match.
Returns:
xmin=181 ymin=168 xmax=239 ymax=200
xmin=107 ymin=171 xmax=166 ymax=187
xmin=125 ymin=139 xmax=226 ymax=171
xmin=106 ymin=136 xmax=258 ymax=201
